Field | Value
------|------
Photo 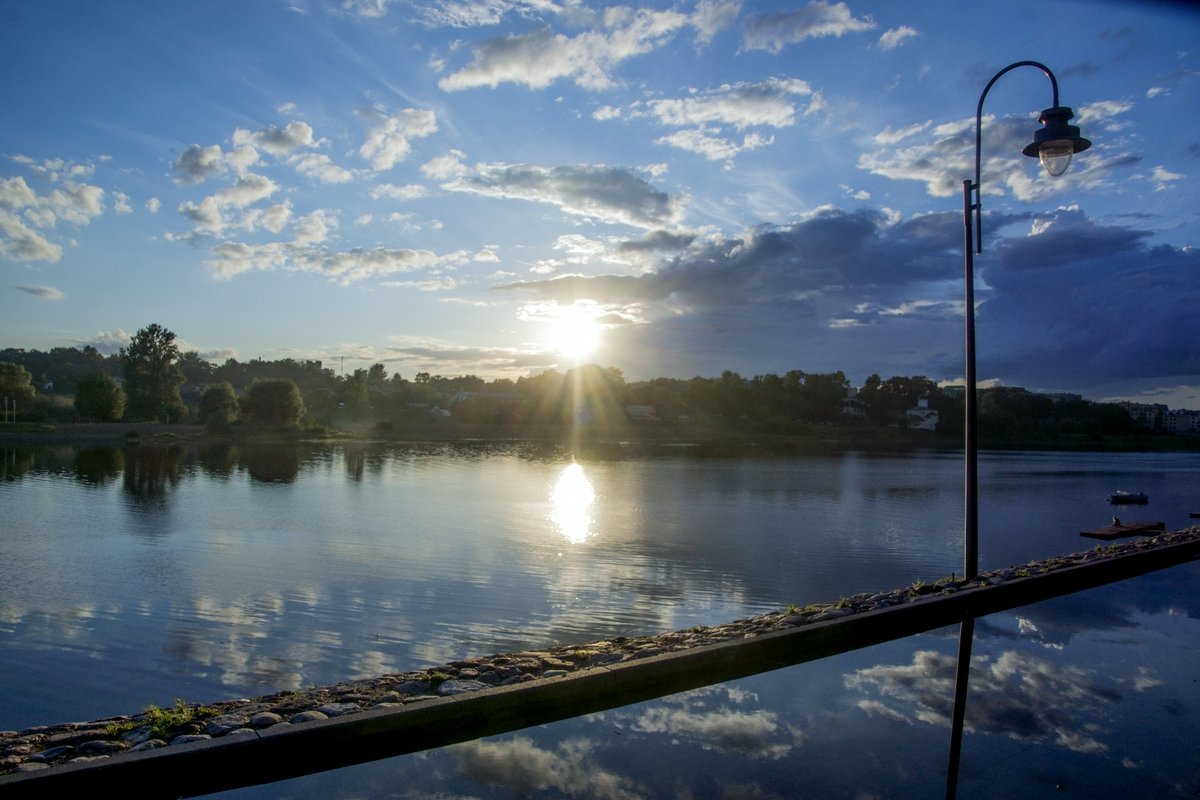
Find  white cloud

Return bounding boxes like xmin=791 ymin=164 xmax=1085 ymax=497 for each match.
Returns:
xmin=113 ymin=192 xmax=133 ymax=214
xmin=656 ymin=128 xmax=774 ymax=162
xmin=80 ymin=329 xmax=133 ymax=355
xmin=177 ymin=173 xmax=280 ymax=236
xmin=341 ymin=0 xmax=393 ymax=17
xmin=742 ymin=0 xmax=875 ymax=53
xmin=879 ymin=25 xmax=918 ymax=50
xmin=173 ymin=144 xmax=227 ymax=183
xmin=146 ymin=197 xmax=161 ymax=213
xmin=873 ymin=120 xmax=931 ymax=145
xmin=0 ymin=212 xmax=60 ymax=261
xmin=439 ymin=8 xmax=691 ymax=92
xmin=359 ymin=107 xmax=439 ymax=171
xmin=16 ymin=285 xmax=64 ymax=300
xmin=290 ymin=152 xmax=355 ymax=184
xmin=232 ymin=121 xmax=316 ymax=155
xmin=646 ymin=77 xmax=816 ymax=130
xmin=691 ymin=0 xmax=741 ymax=45
xmin=422 ymin=150 xmax=470 ymax=180
xmin=446 ymin=163 xmax=685 ymax=229
xmin=371 ymin=182 xmax=428 ymax=200
xmin=0 ymin=172 xmax=106 ymax=261
xmin=1150 ymin=164 xmax=1184 ymax=191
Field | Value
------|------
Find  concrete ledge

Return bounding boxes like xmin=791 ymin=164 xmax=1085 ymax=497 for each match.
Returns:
xmin=3 ymin=530 xmax=1198 ymax=798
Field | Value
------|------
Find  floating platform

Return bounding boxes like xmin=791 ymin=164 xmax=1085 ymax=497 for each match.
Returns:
xmin=1081 ymin=520 xmax=1166 ymax=540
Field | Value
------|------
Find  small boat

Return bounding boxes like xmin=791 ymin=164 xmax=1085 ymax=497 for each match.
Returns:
xmin=1108 ymin=491 xmax=1148 ymax=505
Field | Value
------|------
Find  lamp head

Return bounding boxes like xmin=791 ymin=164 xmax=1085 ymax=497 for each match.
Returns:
xmin=1022 ymin=105 xmax=1091 ymax=177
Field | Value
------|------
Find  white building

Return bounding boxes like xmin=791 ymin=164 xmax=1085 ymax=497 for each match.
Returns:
xmin=906 ymin=397 xmax=939 ymax=431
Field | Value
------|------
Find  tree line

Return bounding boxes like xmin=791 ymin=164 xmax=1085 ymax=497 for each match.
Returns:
xmin=0 ymin=322 xmax=1144 ymax=440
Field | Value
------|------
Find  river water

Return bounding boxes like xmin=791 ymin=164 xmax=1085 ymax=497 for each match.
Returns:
xmin=2 ymin=441 xmax=1198 ymax=797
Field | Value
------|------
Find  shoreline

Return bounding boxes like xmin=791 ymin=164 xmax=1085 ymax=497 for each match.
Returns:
xmin=1 ymin=421 xmax=1197 ymax=453
xmin=4 ymin=526 xmax=1198 ymax=778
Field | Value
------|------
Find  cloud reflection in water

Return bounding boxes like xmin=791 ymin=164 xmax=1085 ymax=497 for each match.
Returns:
xmin=846 ymin=649 xmax=1121 ymax=754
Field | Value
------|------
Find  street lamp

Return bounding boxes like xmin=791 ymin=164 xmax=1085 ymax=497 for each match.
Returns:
xmin=961 ymin=60 xmax=1090 ymax=580
xmin=947 ymin=61 xmax=1090 ymax=800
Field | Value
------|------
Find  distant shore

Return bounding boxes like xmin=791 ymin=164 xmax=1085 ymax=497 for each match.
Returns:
xmin=0 ymin=420 xmax=1197 ymax=453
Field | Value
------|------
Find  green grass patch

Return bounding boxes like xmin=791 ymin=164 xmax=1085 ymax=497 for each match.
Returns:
xmin=105 ymin=699 xmax=219 ymax=739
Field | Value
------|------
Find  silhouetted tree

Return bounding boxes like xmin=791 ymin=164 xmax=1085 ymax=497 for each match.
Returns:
xmin=198 ymin=382 xmax=239 ymax=429
xmin=74 ymin=372 xmax=126 ymax=421
xmin=240 ymin=379 xmax=305 ymax=428
xmin=119 ymin=324 xmax=186 ymax=422
xmin=0 ymin=362 xmax=36 ymax=409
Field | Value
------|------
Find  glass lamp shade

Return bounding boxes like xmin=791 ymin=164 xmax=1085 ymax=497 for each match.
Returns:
xmin=1038 ymin=140 xmax=1074 ymax=176
xmin=1022 ymin=106 xmax=1090 ymax=177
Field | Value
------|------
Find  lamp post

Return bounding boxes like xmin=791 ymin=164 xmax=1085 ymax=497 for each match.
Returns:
xmin=947 ymin=60 xmax=1091 ymax=800
xmin=961 ymin=60 xmax=1090 ymax=580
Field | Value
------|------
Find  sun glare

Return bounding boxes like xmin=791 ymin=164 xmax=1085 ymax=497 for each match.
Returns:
xmin=547 ymin=304 xmax=602 ymax=363
xmin=549 ymin=462 xmax=596 ymax=544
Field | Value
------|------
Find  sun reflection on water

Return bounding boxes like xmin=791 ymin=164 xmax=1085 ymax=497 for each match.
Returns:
xmin=549 ymin=462 xmax=596 ymax=544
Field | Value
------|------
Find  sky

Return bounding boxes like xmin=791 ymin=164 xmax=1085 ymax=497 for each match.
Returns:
xmin=1 ymin=0 xmax=1198 ymax=408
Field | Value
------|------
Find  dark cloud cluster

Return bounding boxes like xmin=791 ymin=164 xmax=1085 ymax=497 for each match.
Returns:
xmin=494 ymin=201 xmax=1196 ymax=392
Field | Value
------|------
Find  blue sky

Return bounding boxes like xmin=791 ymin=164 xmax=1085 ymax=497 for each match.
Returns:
xmin=2 ymin=0 xmax=1198 ymax=407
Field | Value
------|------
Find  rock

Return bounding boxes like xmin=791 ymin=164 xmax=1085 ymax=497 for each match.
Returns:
xmin=585 ymin=653 xmax=624 ymax=667
xmin=169 ymin=734 xmax=211 ymax=745
xmin=394 ymin=680 xmax=433 ymax=695
xmin=290 ymin=711 xmax=329 ymax=724
xmin=128 ymin=739 xmax=167 ymax=752
xmin=250 ymin=712 xmax=284 ymax=729
xmin=500 ymin=673 xmax=535 ymax=686
xmin=437 ymin=680 xmax=489 ymax=696
xmin=78 ymin=740 xmax=126 ymax=755
xmin=204 ymin=717 xmax=250 ymax=736
xmin=120 ymin=726 xmax=155 ymax=745
xmin=28 ymin=745 xmax=73 ymax=762
xmin=316 ymin=703 xmax=360 ymax=718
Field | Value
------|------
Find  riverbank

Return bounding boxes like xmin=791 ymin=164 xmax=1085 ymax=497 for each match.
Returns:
xmin=4 ymin=526 xmax=1198 ymax=782
xmin=1 ymin=420 xmax=1196 ymax=453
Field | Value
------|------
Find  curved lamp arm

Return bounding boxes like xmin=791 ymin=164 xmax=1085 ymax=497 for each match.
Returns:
xmin=969 ymin=60 xmax=1094 ymax=251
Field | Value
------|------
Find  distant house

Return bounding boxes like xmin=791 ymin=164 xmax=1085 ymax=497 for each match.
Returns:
xmin=625 ymin=404 xmax=660 ymax=422
xmin=907 ymin=397 xmax=939 ymax=431
xmin=1164 ymin=409 xmax=1200 ymax=436
xmin=841 ymin=387 xmax=867 ymax=419
xmin=1117 ymin=401 xmax=1167 ymax=429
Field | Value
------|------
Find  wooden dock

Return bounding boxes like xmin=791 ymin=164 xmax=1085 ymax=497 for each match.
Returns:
xmin=1080 ymin=520 xmax=1165 ymax=540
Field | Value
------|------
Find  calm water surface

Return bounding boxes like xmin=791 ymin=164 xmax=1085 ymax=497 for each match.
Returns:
xmin=2 ymin=442 xmax=1198 ymax=797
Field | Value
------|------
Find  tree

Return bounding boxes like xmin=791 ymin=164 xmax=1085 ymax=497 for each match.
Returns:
xmin=119 ymin=324 xmax=186 ymax=422
xmin=339 ymin=369 xmax=369 ymax=416
xmin=199 ymin=382 xmax=239 ymax=429
xmin=367 ymin=363 xmax=387 ymax=388
xmin=240 ymin=379 xmax=305 ymax=428
xmin=0 ymin=362 xmax=36 ymax=410
xmin=74 ymin=373 xmax=126 ymax=421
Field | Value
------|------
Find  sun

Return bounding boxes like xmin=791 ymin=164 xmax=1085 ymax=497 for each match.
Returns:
xmin=547 ymin=303 xmax=602 ymax=363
